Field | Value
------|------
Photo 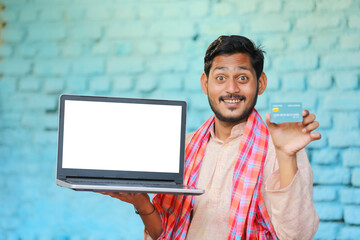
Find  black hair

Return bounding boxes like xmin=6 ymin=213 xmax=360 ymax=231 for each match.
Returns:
xmin=204 ymin=35 xmax=265 ymax=79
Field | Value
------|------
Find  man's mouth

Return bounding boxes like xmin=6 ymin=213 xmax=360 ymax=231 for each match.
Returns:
xmin=220 ymin=95 xmax=246 ymax=104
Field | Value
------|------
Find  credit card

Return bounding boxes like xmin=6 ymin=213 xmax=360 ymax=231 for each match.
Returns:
xmin=270 ymin=102 xmax=303 ymax=123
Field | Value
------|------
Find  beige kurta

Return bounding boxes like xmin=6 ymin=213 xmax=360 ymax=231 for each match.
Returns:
xmin=145 ymin=121 xmax=319 ymax=240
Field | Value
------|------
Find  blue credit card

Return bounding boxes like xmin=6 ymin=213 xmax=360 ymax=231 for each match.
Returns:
xmin=270 ymin=102 xmax=303 ymax=123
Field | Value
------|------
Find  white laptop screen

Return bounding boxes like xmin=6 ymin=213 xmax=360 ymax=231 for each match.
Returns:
xmin=62 ymin=100 xmax=182 ymax=173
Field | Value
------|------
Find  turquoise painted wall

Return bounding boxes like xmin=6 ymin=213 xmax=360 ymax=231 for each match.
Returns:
xmin=0 ymin=0 xmax=359 ymax=239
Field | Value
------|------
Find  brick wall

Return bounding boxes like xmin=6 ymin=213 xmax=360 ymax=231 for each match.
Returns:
xmin=0 ymin=0 xmax=359 ymax=239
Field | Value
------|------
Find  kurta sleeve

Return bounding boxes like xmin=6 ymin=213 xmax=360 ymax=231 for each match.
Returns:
xmin=262 ymin=138 xmax=319 ymax=240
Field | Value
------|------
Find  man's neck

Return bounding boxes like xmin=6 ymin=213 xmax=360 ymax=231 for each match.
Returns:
xmin=214 ymin=118 xmax=247 ymax=141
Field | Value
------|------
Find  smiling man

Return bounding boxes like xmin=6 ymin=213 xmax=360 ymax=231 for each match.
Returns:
xmin=103 ymin=35 xmax=320 ymax=240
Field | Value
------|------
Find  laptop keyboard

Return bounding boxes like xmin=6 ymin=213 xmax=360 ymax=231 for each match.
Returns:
xmin=66 ymin=178 xmax=179 ymax=188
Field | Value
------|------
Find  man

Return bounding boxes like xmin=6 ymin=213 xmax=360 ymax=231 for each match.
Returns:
xmin=102 ymin=35 xmax=320 ymax=240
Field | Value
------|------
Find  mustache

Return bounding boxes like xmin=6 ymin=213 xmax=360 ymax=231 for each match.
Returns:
xmin=219 ymin=94 xmax=246 ymax=101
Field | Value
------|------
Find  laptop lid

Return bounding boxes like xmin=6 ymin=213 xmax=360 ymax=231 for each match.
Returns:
xmin=56 ymin=94 xmax=186 ymax=184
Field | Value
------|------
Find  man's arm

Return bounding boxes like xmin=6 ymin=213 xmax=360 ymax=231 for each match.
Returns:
xmin=100 ymin=192 xmax=163 ymax=239
xmin=265 ymin=109 xmax=321 ymax=188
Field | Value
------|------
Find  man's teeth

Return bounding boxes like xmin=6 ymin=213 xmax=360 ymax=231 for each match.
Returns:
xmin=224 ymin=99 xmax=242 ymax=103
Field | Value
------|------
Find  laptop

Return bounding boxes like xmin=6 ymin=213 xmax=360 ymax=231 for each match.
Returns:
xmin=56 ymin=94 xmax=204 ymax=195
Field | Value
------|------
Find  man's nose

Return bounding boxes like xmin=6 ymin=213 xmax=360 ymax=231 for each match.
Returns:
xmin=226 ymin=79 xmax=240 ymax=93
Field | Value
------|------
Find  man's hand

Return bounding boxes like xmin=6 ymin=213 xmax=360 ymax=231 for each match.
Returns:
xmin=265 ymin=109 xmax=321 ymax=188
xmin=266 ymin=109 xmax=321 ymax=157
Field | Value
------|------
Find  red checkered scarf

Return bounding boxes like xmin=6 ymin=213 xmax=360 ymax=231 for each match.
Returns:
xmin=152 ymin=109 xmax=278 ymax=240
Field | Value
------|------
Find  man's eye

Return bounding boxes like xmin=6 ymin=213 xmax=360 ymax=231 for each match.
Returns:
xmin=239 ymin=76 xmax=248 ymax=81
xmin=216 ymin=76 xmax=225 ymax=81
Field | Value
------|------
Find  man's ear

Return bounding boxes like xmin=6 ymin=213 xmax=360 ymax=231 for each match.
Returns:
xmin=200 ymin=72 xmax=208 ymax=95
xmin=258 ymin=72 xmax=267 ymax=95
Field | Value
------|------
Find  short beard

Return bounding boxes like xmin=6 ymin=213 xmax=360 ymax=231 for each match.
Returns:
xmin=208 ymin=88 xmax=259 ymax=123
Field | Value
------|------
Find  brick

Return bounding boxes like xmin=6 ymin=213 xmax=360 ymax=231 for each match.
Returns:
xmin=323 ymin=52 xmax=360 ymax=70
xmin=107 ymin=57 xmax=144 ymax=74
xmin=256 ymin=95 xmax=268 ymax=111
xmin=160 ymin=74 xmax=183 ymax=90
xmin=64 ymin=8 xmax=84 ymax=20
xmin=0 ymin=59 xmax=31 ymax=75
xmin=317 ymin=0 xmax=352 ymax=11
xmin=89 ymin=77 xmax=111 ymax=92
xmin=62 ymin=43 xmax=82 ymax=57
xmin=259 ymin=0 xmax=282 ymax=13
xmin=340 ymin=34 xmax=360 ymax=50
xmin=328 ymin=131 xmax=360 ymax=147
xmin=38 ymin=43 xmax=60 ymax=57
xmin=284 ymin=1 xmax=314 ymax=12
xmin=1 ymin=9 xmax=18 ymax=21
xmin=339 ymin=226 xmax=360 ymax=240
xmin=261 ymin=36 xmax=285 ymax=51
xmin=213 ymin=3 xmax=233 ymax=17
xmin=0 ymin=77 xmax=17 ymax=94
xmin=307 ymin=72 xmax=333 ymax=90
xmin=332 ymin=113 xmax=359 ymax=130
xmin=233 ymin=1 xmax=258 ymax=14
xmin=162 ymin=3 xmax=188 ymax=19
xmin=189 ymin=93 xmax=209 ymax=110
xmin=148 ymin=21 xmax=195 ymax=38
xmin=86 ymin=7 xmax=111 ymax=20
xmin=312 ymin=149 xmax=339 ymax=165
xmin=114 ymin=42 xmax=132 ymax=56
xmin=352 ymin=168 xmax=360 ymax=187
xmin=349 ymin=15 xmax=360 ymax=29
xmin=344 ymin=206 xmax=360 ymax=225
xmin=311 ymin=34 xmax=338 ymax=50
xmin=19 ymin=77 xmax=41 ymax=92
xmin=0 ymin=112 xmax=21 ymax=128
xmin=184 ymin=72 xmax=202 ymax=92
xmin=69 ymin=24 xmax=102 ymax=40
xmin=114 ymin=6 xmax=137 ymax=19
xmin=113 ymin=76 xmax=135 ymax=92
xmin=135 ymin=41 xmax=158 ymax=55
xmin=39 ymin=8 xmax=63 ymax=21
xmin=34 ymin=60 xmax=71 ymax=76
xmin=2 ymin=28 xmax=25 ymax=42
xmin=264 ymin=72 xmax=280 ymax=91
xmin=314 ymin=222 xmax=342 ymax=240
xmin=147 ymin=56 xmax=187 ymax=73
xmin=19 ymin=8 xmax=38 ymax=22
xmin=287 ymin=36 xmax=310 ymax=50
xmin=66 ymin=77 xmax=87 ymax=91
xmin=27 ymin=95 xmax=57 ymax=111
xmin=138 ymin=4 xmax=162 ymax=19
xmin=315 ymin=202 xmax=343 ymax=220
xmin=188 ymin=1 xmax=210 ymax=17
xmin=199 ymin=21 xmax=241 ymax=36
xmin=136 ymin=74 xmax=158 ymax=92
xmin=160 ymin=40 xmax=182 ymax=54
xmin=107 ymin=22 xmax=146 ymax=38
xmin=323 ymin=94 xmax=360 ymax=111
xmin=27 ymin=23 xmax=66 ymax=41
xmin=43 ymin=78 xmax=65 ymax=93
xmin=16 ymin=43 xmax=39 ymax=57
xmin=315 ymin=110 xmax=332 ymax=130
xmin=343 ymin=148 xmax=360 ymax=167
xmin=313 ymin=186 xmax=337 ymax=202
xmin=72 ymin=58 xmax=104 ymax=75
xmin=340 ymin=188 xmax=360 ymax=204
xmin=296 ymin=15 xmax=341 ymax=30
xmin=0 ymin=44 xmax=13 ymax=57
xmin=334 ymin=71 xmax=359 ymax=90
xmin=281 ymin=73 xmax=306 ymax=91
xmin=250 ymin=16 xmax=291 ymax=33
xmin=33 ymin=131 xmax=57 ymax=146
xmin=273 ymin=53 xmax=318 ymax=72
xmin=313 ymin=166 xmax=350 ymax=184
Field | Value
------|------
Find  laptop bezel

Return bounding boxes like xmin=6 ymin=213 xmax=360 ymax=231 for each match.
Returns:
xmin=56 ymin=94 xmax=186 ymax=184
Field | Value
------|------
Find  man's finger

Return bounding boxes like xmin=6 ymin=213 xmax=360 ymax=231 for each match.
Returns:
xmin=310 ymin=132 xmax=322 ymax=141
xmin=302 ymin=121 xmax=319 ymax=133
xmin=302 ymin=113 xmax=316 ymax=126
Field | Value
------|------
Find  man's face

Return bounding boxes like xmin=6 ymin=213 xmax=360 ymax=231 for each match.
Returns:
xmin=201 ymin=53 xmax=266 ymax=124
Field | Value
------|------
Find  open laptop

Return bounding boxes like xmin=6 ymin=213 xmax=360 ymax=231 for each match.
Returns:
xmin=56 ymin=94 xmax=204 ymax=195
